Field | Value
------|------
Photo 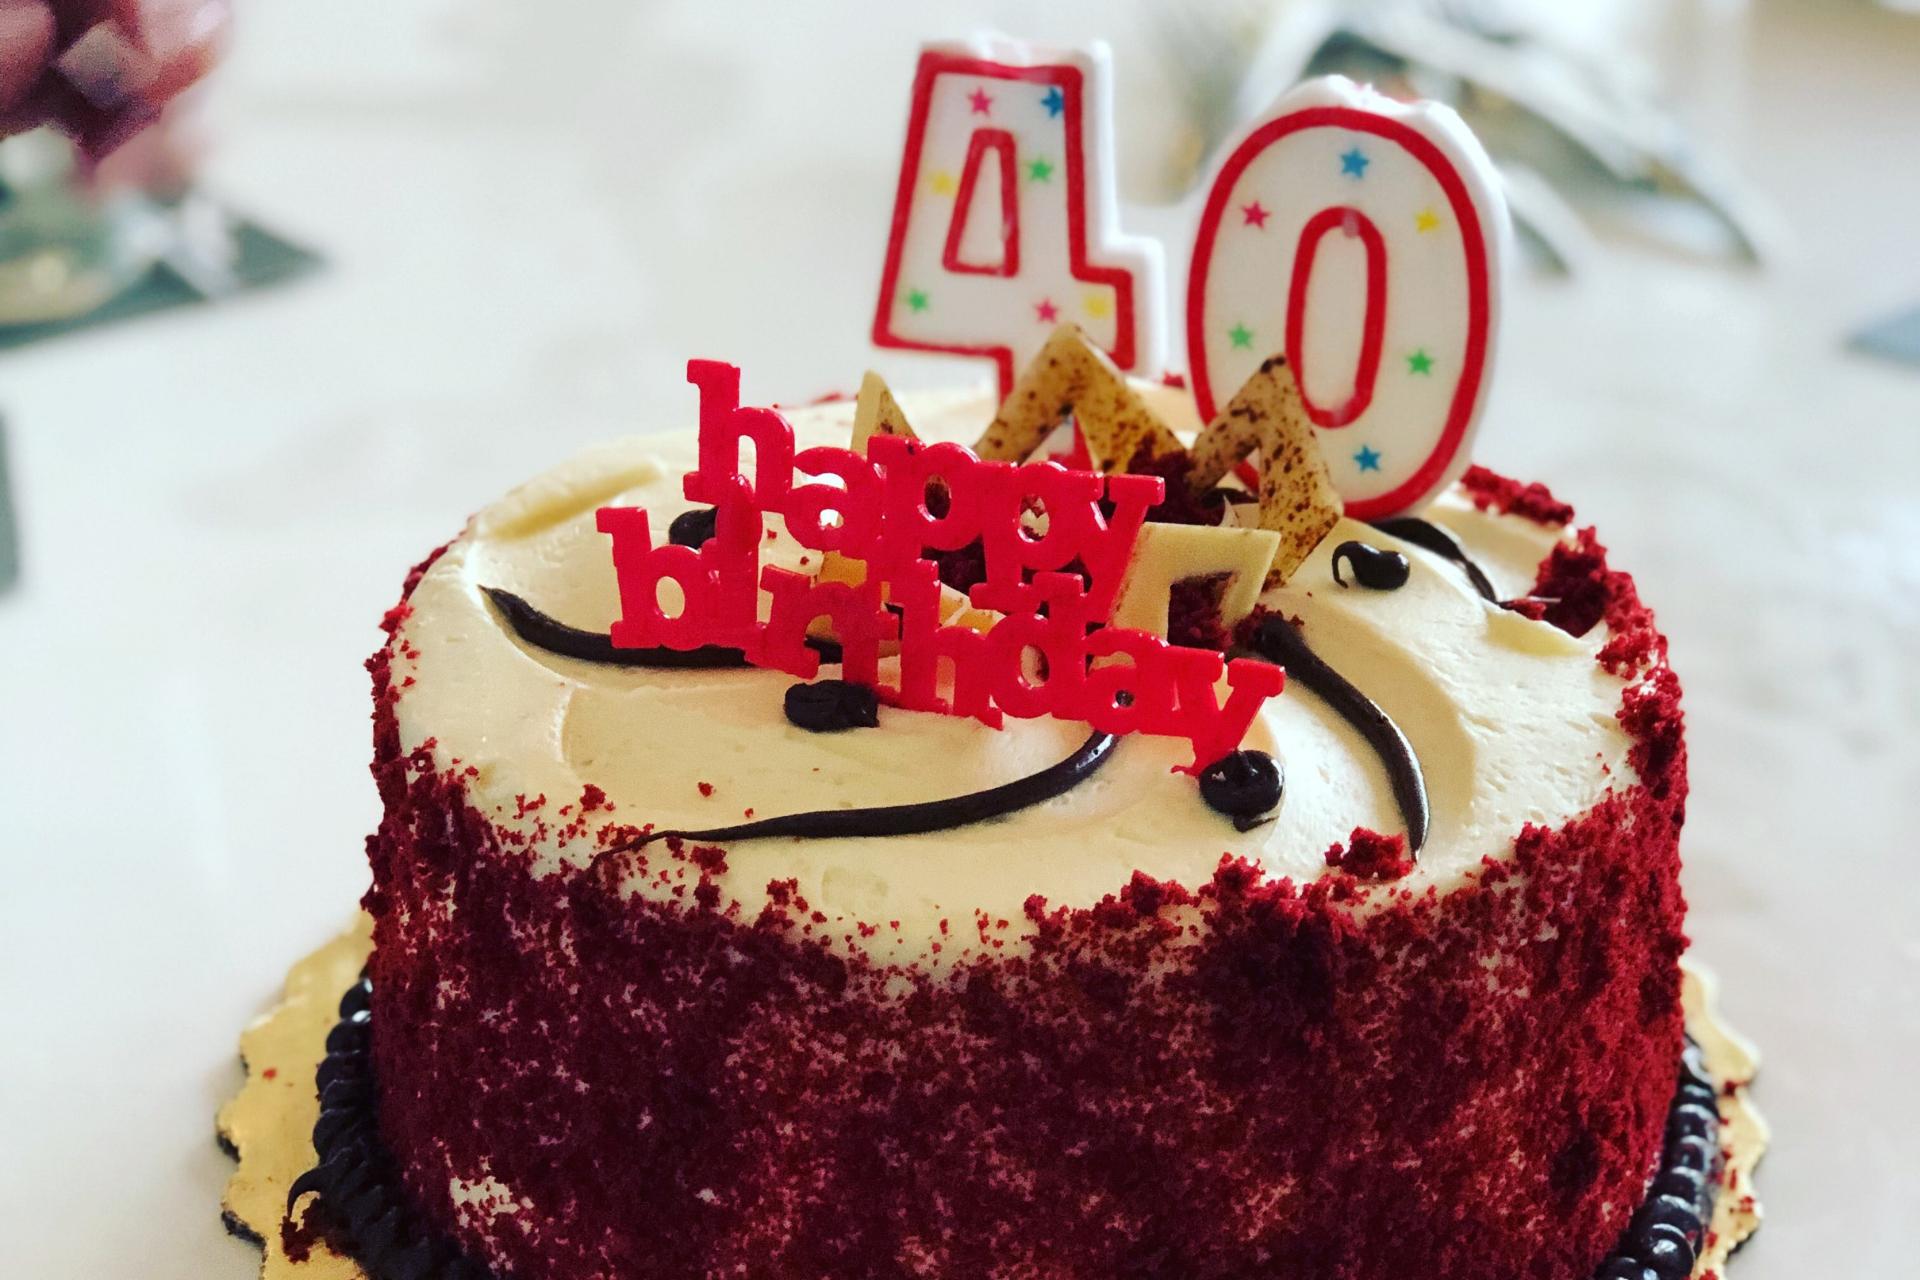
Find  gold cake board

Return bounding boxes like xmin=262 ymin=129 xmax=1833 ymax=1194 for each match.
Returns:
xmin=218 ymin=916 xmax=1767 ymax=1280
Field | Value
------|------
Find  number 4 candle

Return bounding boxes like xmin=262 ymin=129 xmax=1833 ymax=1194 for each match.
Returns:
xmin=1186 ymin=76 xmax=1513 ymax=520
xmin=873 ymin=37 xmax=1165 ymax=400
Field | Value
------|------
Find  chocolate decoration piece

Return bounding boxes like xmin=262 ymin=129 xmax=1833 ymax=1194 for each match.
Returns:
xmin=1605 ymin=1037 xmax=1724 ymax=1276
xmin=293 ymin=986 xmax=1718 ymax=1280
xmin=1330 ymin=541 xmax=1411 ymax=591
xmin=618 ymin=731 xmax=1118 ymax=848
xmin=1368 ymin=517 xmax=1498 ymax=603
xmin=287 ymin=975 xmax=496 ymax=1280
xmin=784 ymin=679 xmax=880 ymax=732
xmin=1198 ymin=750 xmax=1283 ymax=831
xmin=484 ymin=587 xmax=843 ymax=669
xmin=1247 ymin=616 xmax=1430 ymax=853
xmin=667 ymin=506 xmax=719 ymax=548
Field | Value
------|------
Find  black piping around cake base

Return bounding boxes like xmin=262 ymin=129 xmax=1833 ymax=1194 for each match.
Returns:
xmin=277 ymin=976 xmax=1730 ymax=1280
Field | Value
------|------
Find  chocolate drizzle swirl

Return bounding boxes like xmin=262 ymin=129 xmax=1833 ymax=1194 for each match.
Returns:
xmin=1330 ymin=542 xmax=1411 ymax=591
xmin=1247 ymin=616 xmax=1430 ymax=853
xmin=667 ymin=506 xmax=718 ymax=548
xmin=484 ymin=587 xmax=842 ymax=669
xmin=617 ymin=731 xmax=1118 ymax=848
xmin=784 ymin=679 xmax=880 ymax=732
xmin=1198 ymin=750 xmax=1284 ymax=831
xmin=1368 ymin=517 xmax=1498 ymax=603
xmin=273 ymin=981 xmax=1722 ymax=1280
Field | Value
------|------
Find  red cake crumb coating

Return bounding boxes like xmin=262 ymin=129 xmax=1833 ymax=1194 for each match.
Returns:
xmin=361 ymin=475 xmax=1688 ymax=1280
xmin=1459 ymin=465 xmax=1576 ymax=527
xmin=1324 ymin=828 xmax=1413 ymax=881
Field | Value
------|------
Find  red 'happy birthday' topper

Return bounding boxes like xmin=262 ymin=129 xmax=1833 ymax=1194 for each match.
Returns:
xmin=596 ymin=360 xmax=1283 ymax=770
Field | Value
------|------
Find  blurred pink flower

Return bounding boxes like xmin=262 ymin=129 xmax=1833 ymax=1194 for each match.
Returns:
xmin=0 ymin=0 xmax=229 ymax=155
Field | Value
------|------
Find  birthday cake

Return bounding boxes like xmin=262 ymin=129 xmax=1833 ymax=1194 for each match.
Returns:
xmin=277 ymin=50 xmax=1720 ymax=1280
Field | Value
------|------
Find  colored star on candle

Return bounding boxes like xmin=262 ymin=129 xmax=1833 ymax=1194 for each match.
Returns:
xmin=1340 ymin=147 xmax=1370 ymax=177
xmin=1414 ymin=207 xmax=1440 ymax=233
xmin=1082 ymin=292 xmax=1113 ymax=319
xmin=1407 ymin=349 xmax=1434 ymax=375
xmin=967 ymin=87 xmax=993 ymax=116
xmin=927 ymin=170 xmax=957 ymax=196
xmin=1035 ymin=298 xmax=1060 ymax=323
xmin=1354 ymin=445 xmax=1382 ymax=472
xmin=1027 ymin=156 xmax=1055 ymax=182
xmin=1228 ymin=322 xmax=1254 ymax=350
xmin=1041 ymin=85 xmax=1064 ymax=118
xmin=904 ymin=288 xmax=930 ymax=312
xmin=1241 ymin=200 xmax=1270 ymax=229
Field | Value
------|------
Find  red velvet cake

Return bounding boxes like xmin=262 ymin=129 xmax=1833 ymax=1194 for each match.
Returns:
xmin=354 ymin=378 xmax=1690 ymax=1280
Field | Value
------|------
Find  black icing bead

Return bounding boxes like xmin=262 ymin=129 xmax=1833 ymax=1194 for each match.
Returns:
xmin=311 ymin=1103 xmax=369 ymax=1154
xmin=320 ymin=1076 xmax=373 ymax=1114
xmin=1198 ymin=750 xmax=1284 ymax=826
xmin=1638 ymin=1220 xmax=1695 ymax=1254
xmin=317 ymin=1046 xmax=366 ymax=1085
xmin=356 ymin=1203 xmax=405 ymax=1257
xmin=784 ymin=679 xmax=880 ymax=732
xmin=443 ymin=1256 xmax=495 ymax=1280
xmin=329 ymin=1151 xmax=376 ymax=1205
xmin=385 ymin=1236 xmax=441 ymax=1280
xmin=668 ymin=507 xmax=719 ymax=548
xmin=1634 ymin=1193 xmax=1703 ymax=1242
xmin=1636 ymin=1232 xmax=1695 ymax=1279
xmin=342 ymin=1183 xmax=398 ymax=1231
xmin=1667 ymin=1133 xmax=1718 ymax=1175
xmin=1594 ymin=1260 xmax=1653 ymax=1280
xmin=337 ymin=979 xmax=372 ymax=1018
xmin=325 ymin=1022 xmax=369 ymax=1057
xmin=1652 ymin=1166 xmax=1707 ymax=1205
xmin=1330 ymin=541 xmax=1412 ymax=591
xmin=1666 ymin=1100 xmax=1719 ymax=1143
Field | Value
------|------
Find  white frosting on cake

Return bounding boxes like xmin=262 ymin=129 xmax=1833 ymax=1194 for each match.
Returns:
xmin=388 ymin=385 xmax=1632 ymax=966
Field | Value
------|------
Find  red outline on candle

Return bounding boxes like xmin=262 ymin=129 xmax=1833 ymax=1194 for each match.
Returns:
xmin=874 ymin=51 xmax=1141 ymax=399
xmin=1186 ymin=105 xmax=1492 ymax=519
xmin=942 ymin=128 xmax=1020 ymax=277
xmin=1283 ymin=206 xmax=1386 ymax=429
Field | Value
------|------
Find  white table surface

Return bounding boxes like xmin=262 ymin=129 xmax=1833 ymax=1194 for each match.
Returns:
xmin=2 ymin=1 xmax=1917 ymax=1276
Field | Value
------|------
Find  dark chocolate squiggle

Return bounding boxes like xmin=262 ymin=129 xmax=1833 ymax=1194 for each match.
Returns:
xmin=1368 ymin=517 xmax=1498 ymax=603
xmin=484 ymin=587 xmax=842 ymax=669
xmin=263 ymin=981 xmax=1723 ymax=1280
xmin=1330 ymin=541 xmax=1411 ymax=591
xmin=1247 ymin=617 xmax=1430 ymax=853
xmin=616 ymin=731 xmax=1118 ymax=848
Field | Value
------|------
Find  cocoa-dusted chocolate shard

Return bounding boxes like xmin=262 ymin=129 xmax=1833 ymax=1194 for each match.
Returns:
xmin=1185 ymin=354 xmax=1343 ymax=586
xmin=974 ymin=323 xmax=1184 ymax=471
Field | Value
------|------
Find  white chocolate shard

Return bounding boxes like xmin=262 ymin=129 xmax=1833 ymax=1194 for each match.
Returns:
xmin=1109 ymin=522 xmax=1282 ymax=641
xmin=851 ymin=370 xmax=920 ymax=454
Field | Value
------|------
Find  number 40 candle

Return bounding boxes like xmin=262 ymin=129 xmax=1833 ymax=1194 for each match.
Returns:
xmin=872 ymin=37 xmax=1165 ymax=400
xmin=1187 ymin=76 xmax=1512 ymax=520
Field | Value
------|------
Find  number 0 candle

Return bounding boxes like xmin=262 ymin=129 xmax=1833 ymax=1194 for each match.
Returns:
xmin=873 ymin=37 xmax=1165 ymax=400
xmin=1186 ymin=77 xmax=1512 ymax=520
